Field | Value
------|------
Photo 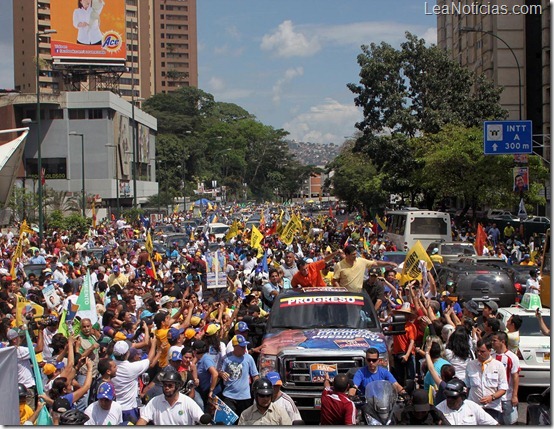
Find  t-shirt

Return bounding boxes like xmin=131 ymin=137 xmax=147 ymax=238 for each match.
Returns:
xmin=319 ymin=386 xmax=356 ymax=425
xmin=291 ymin=260 xmax=327 ymax=288
xmin=155 ymin=328 xmax=169 ymax=368
xmin=424 ymin=357 xmax=450 ymax=391
xmin=17 ymin=347 xmax=36 ymax=388
xmin=19 ymin=404 xmax=33 ymax=424
xmin=333 ymin=257 xmax=375 ymax=292
xmin=220 ymin=353 xmax=258 ymax=400
xmin=139 ymin=392 xmax=204 ymax=425
xmin=84 ymin=400 xmax=123 ymax=425
xmin=392 ymin=321 xmax=417 ymax=355
xmin=112 ymin=359 xmax=150 ymax=411
xmin=196 ymin=354 xmax=219 ymax=396
xmin=352 ymin=366 xmax=397 ymax=395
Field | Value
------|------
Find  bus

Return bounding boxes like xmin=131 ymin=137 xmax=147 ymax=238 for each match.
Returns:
xmin=540 ymin=228 xmax=550 ymax=308
xmin=385 ymin=210 xmax=452 ymax=251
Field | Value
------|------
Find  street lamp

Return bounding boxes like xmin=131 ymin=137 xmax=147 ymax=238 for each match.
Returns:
xmin=36 ymin=28 xmax=57 ymax=244
xmin=460 ymin=27 xmax=522 ymax=120
xmin=69 ymin=132 xmax=85 ymax=217
xmin=130 ymin=23 xmax=138 ymax=209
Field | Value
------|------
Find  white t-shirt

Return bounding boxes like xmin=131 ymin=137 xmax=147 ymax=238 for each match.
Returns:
xmin=139 ymin=392 xmax=204 ymax=425
xmin=17 ymin=347 xmax=36 ymax=388
xmin=112 ymin=359 xmax=150 ymax=411
xmin=436 ymin=398 xmax=499 ymax=425
xmin=84 ymin=400 xmax=123 ymax=425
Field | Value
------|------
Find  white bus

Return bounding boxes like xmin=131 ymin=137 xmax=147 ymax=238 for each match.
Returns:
xmin=385 ymin=210 xmax=451 ymax=251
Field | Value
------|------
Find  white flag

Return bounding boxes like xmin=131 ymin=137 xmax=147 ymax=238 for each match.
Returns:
xmin=518 ymin=198 xmax=528 ymax=220
xmin=75 ymin=270 xmax=98 ymax=325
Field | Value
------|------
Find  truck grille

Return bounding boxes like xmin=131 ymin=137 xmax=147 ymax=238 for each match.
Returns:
xmin=279 ymin=355 xmax=364 ymax=389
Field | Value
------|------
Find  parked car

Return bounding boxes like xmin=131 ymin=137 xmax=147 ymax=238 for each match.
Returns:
xmin=497 ymin=306 xmax=550 ymax=387
xmin=456 ymin=256 xmax=509 ymax=267
xmin=22 ymin=263 xmax=47 ymax=279
xmin=526 ymin=387 xmax=550 ymax=425
xmin=164 ymin=233 xmax=190 ymax=252
xmin=426 ymin=241 xmax=477 ymax=263
xmin=434 ymin=264 xmax=517 ymax=308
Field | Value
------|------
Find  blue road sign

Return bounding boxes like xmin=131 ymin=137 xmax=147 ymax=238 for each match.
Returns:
xmin=483 ymin=120 xmax=533 ymax=155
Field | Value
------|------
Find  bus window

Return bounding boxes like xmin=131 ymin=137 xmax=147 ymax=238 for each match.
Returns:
xmin=409 ymin=217 xmax=449 ymax=235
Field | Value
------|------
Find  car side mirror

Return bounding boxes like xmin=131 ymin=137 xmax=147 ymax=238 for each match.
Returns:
xmin=527 ymin=393 xmax=543 ymax=405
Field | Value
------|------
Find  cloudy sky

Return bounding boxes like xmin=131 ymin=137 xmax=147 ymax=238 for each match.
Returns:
xmin=0 ymin=1 xmax=437 ymax=145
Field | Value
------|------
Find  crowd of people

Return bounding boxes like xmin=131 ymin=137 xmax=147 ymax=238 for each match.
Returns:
xmin=0 ymin=206 xmax=547 ymax=425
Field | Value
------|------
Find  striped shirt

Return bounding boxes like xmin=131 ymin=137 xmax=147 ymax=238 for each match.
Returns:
xmin=493 ymin=350 xmax=520 ymax=401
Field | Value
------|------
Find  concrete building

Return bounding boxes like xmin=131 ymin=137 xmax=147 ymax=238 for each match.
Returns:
xmin=436 ymin=0 xmax=550 ymax=164
xmin=0 ymin=91 xmax=158 ymax=217
xmin=12 ymin=0 xmax=198 ymax=100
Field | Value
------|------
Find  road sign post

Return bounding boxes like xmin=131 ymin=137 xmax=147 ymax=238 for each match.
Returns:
xmin=483 ymin=120 xmax=533 ymax=155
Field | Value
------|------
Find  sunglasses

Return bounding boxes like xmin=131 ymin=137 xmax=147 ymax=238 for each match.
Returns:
xmin=366 ymin=357 xmax=379 ymax=363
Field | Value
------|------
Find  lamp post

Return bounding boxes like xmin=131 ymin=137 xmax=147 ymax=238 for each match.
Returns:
xmin=130 ymin=23 xmax=138 ymax=209
xmin=105 ymin=144 xmax=120 ymax=216
xmin=36 ymin=28 xmax=57 ymax=244
xmin=69 ymin=132 xmax=85 ymax=217
xmin=460 ymin=27 xmax=522 ymax=120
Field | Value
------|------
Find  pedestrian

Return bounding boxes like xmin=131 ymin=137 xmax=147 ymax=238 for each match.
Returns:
xmin=237 ymin=378 xmax=292 ymax=425
xmin=320 ymin=373 xmax=355 ymax=425
xmin=83 ymin=381 xmax=123 ymax=425
xmin=491 ymin=332 xmax=520 ymax=425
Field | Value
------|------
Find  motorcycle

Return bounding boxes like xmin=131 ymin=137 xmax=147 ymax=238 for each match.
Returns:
xmin=358 ymin=380 xmax=402 ymax=425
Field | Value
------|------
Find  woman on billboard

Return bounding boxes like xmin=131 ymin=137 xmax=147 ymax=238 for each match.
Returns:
xmin=73 ymin=0 xmax=104 ymax=45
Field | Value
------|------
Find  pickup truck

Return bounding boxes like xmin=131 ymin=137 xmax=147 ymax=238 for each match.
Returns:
xmin=258 ymin=287 xmax=387 ymax=412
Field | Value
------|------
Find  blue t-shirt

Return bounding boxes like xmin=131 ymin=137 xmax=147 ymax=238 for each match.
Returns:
xmin=424 ymin=357 xmax=450 ymax=392
xmin=197 ymin=354 xmax=220 ymax=396
xmin=220 ymin=353 xmax=259 ymax=400
xmin=353 ymin=366 xmax=397 ymax=394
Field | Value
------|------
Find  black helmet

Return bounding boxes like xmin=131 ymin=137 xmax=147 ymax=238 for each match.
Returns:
xmin=444 ymin=378 xmax=468 ymax=398
xmin=59 ymin=409 xmax=90 ymax=425
xmin=159 ymin=367 xmax=184 ymax=389
xmin=252 ymin=377 xmax=273 ymax=396
xmin=18 ymin=383 xmax=28 ymax=398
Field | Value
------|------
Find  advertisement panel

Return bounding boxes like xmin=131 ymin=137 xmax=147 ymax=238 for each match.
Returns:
xmin=50 ymin=0 xmax=126 ymax=64
xmin=513 ymin=166 xmax=529 ymax=193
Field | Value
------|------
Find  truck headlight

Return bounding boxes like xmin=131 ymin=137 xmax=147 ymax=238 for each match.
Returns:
xmin=258 ymin=354 xmax=277 ymax=376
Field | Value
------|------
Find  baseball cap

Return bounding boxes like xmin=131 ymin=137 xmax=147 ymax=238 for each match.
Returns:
xmin=56 ymin=262 xmax=63 ymax=268
xmin=52 ymin=397 xmax=71 ymax=413
xmin=184 ymin=328 xmax=196 ymax=340
xmin=192 ymin=340 xmax=207 ymax=352
xmin=170 ymin=351 xmax=183 ymax=361
xmin=113 ymin=341 xmax=130 ymax=356
xmin=235 ymin=321 xmax=249 ymax=332
xmin=96 ymin=382 xmax=116 ymax=401
xmin=231 ymin=334 xmax=249 ymax=347
xmin=463 ymin=300 xmax=479 ymax=315
xmin=190 ymin=316 xmax=202 ymax=327
xmin=168 ymin=327 xmax=185 ymax=341
xmin=112 ymin=265 xmax=120 ymax=272
xmin=160 ymin=295 xmax=175 ymax=306
xmin=6 ymin=328 xmax=21 ymax=340
xmin=266 ymin=371 xmax=282 ymax=386
xmin=140 ymin=310 xmax=154 ymax=319
xmin=369 ymin=267 xmax=380 ymax=276
xmin=484 ymin=301 xmax=498 ymax=312
xmin=43 ymin=362 xmax=65 ymax=376
xmin=204 ymin=323 xmax=220 ymax=336
xmin=440 ymin=291 xmax=450 ymax=298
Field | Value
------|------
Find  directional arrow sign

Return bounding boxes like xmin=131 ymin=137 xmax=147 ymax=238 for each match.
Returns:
xmin=483 ymin=120 xmax=533 ymax=155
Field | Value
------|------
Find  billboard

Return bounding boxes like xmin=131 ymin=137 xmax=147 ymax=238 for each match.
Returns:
xmin=513 ymin=167 xmax=529 ymax=193
xmin=50 ymin=0 xmax=126 ymax=64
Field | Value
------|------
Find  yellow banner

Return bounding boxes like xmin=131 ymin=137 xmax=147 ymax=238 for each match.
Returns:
xmin=16 ymin=296 xmax=44 ymax=327
xmin=401 ymin=240 xmax=433 ymax=284
xmin=279 ymin=218 xmax=297 ymax=245
xmin=226 ymin=220 xmax=239 ymax=241
xmin=250 ymin=225 xmax=264 ymax=249
xmin=145 ymin=231 xmax=154 ymax=255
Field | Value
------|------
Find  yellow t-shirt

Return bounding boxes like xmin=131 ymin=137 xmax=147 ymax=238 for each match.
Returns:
xmin=155 ymin=328 xmax=169 ymax=367
xmin=333 ymin=258 xmax=375 ymax=292
xmin=20 ymin=403 xmax=33 ymax=424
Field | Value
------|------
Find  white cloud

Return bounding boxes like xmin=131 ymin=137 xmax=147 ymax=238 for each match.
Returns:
xmin=422 ymin=27 xmax=438 ymax=45
xmin=208 ymin=76 xmax=225 ymax=91
xmin=283 ymin=98 xmax=363 ymax=144
xmin=206 ymin=76 xmax=255 ymax=101
xmin=261 ymin=20 xmax=435 ymax=58
xmin=261 ymin=20 xmax=321 ymax=57
xmin=213 ymin=44 xmax=244 ymax=57
xmin=272 ymin=66 xmax=304 ymax=104
xmin=226 ymin=25 xmax=241 ymax=40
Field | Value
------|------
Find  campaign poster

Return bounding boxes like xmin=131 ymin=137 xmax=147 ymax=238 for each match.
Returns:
xmin=113 ymin=112 xmax=132 ymax=178
xmin=513 ymin=167 xmax=529 ymax=193
xmin=42 ymin=283 xmax=61 ymax=310
xmin=50 ymin=0 xmax=127 ymax=64
xmin=212 ymin=395 xmax=238 ymax=425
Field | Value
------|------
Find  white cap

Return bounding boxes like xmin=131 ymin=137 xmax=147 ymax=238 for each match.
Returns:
xmin=113 ymin=341 xmax=130 ymax=356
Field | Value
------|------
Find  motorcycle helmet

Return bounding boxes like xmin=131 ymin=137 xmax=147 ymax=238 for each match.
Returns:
xmin=59 ymin=409 xmax=90 ymax=425
xmin=252 ymin=377 xmax=273 ymax=397
xmin=18 ymin=383 xmax=28 ymax=399
xmin=159 ymin=367 xmax=184 ymax=390
xmin=443 ymin=378 xmax=468 ymax=399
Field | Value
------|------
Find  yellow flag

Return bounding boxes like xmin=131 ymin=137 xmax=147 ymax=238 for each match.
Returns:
xmin=250 ymin=225 xmax=264 ymax=249
xmin=91 ymin=200 xmax=97 ymax=229
xmin=226 ymin=220 xmax=239 ymax=241
xmin=279 ymin=218 xmax=297 ymax=245
xmin=400 ymin=240 xmax=434 ymax=284
xmin=292 ymin=213 xmax=303 ymax=231
xmin=16 ymin=296 xmax=44 ymax=327
xmin=145 ymin=231 xmax=154 ymax=255
xmin=10 ymin=240 xmax=23 ymax=278
xmin=207 ymin=202 xmax=213 ymax=211
xmin=20 ymin=220 xmax=34 ymax=236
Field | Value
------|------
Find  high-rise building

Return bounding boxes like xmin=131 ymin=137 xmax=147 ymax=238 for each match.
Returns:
xmin=436 ymin=0 xmax=550 ymax=164
xmin=12 ymin=0 xmax=198 ymax=100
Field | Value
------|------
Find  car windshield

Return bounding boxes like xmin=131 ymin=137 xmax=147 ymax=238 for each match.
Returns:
xmin=382 ymin=253 xmax=407 ymax=264
xmin=519 ymin=315 xmax=551 ymax=336
xmin=269 ymin=293 xmax=377 ymax=330
xmin=211 ymin=226 xmax=229 ymax=235
xmin=442 ymin=244 xmax=475 ymax=256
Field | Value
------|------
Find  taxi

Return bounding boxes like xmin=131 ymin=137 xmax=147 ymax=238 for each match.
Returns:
xmin=497 ymin=294 xmax=550 ymax=388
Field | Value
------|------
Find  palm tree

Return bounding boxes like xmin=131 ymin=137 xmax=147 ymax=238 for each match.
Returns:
xmin=43 ymin=187 xmax=80 ymax=215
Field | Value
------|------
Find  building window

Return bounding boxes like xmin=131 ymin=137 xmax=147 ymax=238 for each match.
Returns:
xmin=49 ymin=109 xmax=63 ymax=120
xmin=89 ymin=109 xmax=103 ymax=119
xmin=68 ymin=109 xmax=86 ymax=120
xmin=26 ymin=157 xmax=67 ymax=180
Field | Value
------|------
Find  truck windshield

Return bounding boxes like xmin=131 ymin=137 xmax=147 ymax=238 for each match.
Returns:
xmin=269 ymin=293 xmax=378 ymax=330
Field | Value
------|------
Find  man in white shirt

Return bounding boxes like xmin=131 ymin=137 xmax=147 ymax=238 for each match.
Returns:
xmin=84 ymin=381 xmax=123 ymax=425
xmin=112 ymin=338 xmax=157 ymax=424
xmin=436 ymin=378 xmax=498 ymax=425
xmin=525 ymin=269 xmax=540 ymax=294
xmin=53 ymin=262 xmax=68 ymax=285
xmin=136 ymin=369 xmax=204 ymax=425
xmin=491 ymin=331 xmax=520 ymax=425
xmin=465 ymin=338 xmax=508 ymax=423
